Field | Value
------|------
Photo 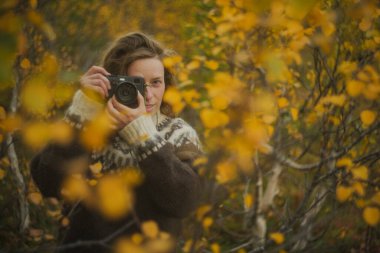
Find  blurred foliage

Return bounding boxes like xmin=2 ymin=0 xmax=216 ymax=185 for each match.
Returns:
xmin=1 ymin=0 xmax=380 ymax=252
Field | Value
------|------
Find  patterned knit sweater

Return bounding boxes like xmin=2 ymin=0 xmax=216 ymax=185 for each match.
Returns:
xmin=30 ymin=90 xmax=202 ymax=253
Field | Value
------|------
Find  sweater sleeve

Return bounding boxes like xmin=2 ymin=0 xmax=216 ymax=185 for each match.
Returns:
xmin=30 ymin=90 xmax=101 ymax=198
xmin=119 ymin=116 xmax=202 ymax=218
xmin=30 ymin=139 xmax=89 ymax=198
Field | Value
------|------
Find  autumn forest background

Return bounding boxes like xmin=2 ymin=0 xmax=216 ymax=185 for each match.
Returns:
xmin=0 ymin=0 xmax=379 ymax=252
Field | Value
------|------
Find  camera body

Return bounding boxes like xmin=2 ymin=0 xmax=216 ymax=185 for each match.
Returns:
xmin=107 ymin=75 xmax=145 ymax=108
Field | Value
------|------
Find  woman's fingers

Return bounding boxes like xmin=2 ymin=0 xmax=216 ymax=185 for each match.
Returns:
xmin=80 ymin=66 xmax=111 ymax=98
xmin=81 ymin=84 xmax=106 ymax=99
xmin=106 ymin=99 xmax=125 ymax=123
xmin=81 ymin=77 xmax=109 ymax=98
xmin=87 ymin=73 xmax=111 ymax=90
xmin=86 ymin=66 xmax=111 ymax=76
xmin=105 ymin=108 xmax=122 ymax=130
xmin=111 ymin=96 xmax=132 ymax=114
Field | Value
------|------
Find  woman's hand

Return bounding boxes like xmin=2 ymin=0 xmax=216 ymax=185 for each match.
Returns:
xmin=80 ymin=66 xmax=111 ymax=99
xmin=105 ymin=92 xmax=146 ymax=130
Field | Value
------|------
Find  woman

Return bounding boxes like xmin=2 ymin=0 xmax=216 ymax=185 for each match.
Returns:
xmin=30 ymin=32 xmax=202 ymax=253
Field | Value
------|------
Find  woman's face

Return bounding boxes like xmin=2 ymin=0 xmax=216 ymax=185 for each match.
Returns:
xmin=127 ymin=58 xmax=165 ymax=115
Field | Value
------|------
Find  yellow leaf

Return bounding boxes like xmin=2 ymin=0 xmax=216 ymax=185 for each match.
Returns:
xmin=352 ymin=182 xmax=365 ymax=196
xmin=159 ymin=231 xmax=171 ymax=240
xmin=329 ymin=116 xmax=341 ymax=126
xmin=186 ymin=60 xmax=200 ymax=70
xmin=244 ymin=193 xmax=253 ymax=209
xmin=81 ymin=112 xmax=113 ymax=150
xmin=22 ymin=122 xmax=50 ymax=149
xmin=290 ymin=107 xmax=298 ymax=120
xmin=28 ymin=192 xmax=42 ymax=205
xmin=216 ymin=161 xmax=237 ymax=183
xmin=362 ymin=84 xmax=380 ymax=100
xmin=200 ymin=108 xmax=229 ymax=129
xmin=196 ymin=205 xmax=212 ymax=221
xmin=210 ymin=243 xmax=220 ymax=253
xmin=50 ymin=121 xmax=73 ymax=145
xmin=205 ymin=60 xmax=219 ymax=70
xmin=234 ymin=13 xmax=257 ymax=31
xmin=359 ymin=18 xmax=371 ymax=32
xmin=115 ymin=239 xmax=146 ymax=253
xmin=360 ymin=110 xmax=376 ymax=126
xmin=145 ymin=237 xmax=174 ymax=253
xmin=363 ymin=207 xmax=380 ymax=226
xmin=163 ymin=87 xmax=184 ymax=114
xmin=41 ymin=53 xmax=58 ymax=76
xmin=285 ymin=0 xmax=317 ymax=20
xmin=193 ymin=157 xmax=208 ymax=167
xmin=26 ymin=10 xmax=43 ymax=26
xmin=355 ymin=199 xmax=366 ymax=208
xmin=269 ymin=232 xmax=285 ymax=244
xmin=89 ymin=162 xmax=103 ymax=174
xmin=61 ymin=175 xmax=89 ymax=202
xmin=21 ymin=79 xmax=53 ymax=116
xmin=216 ymin=23 xmax=232 ymax=35
xmin=277 ymin=97 xmax=289 ymax=108
xmin=371 ymin=192 xmax=380 ymax=205
xmin=0 ymin=106 xmax=6 ymax=120
xmin=97 ymin=175 xmax=132 ymax=219
xmin=338 ymin=61 xmax=357 ymax=75
xmin=244 ymin=118 xmax=269 ymax=147
xmin=20 ymin=58 xmax=31 ymax=69
xmin=336 ymin=185 xmax=353 ymax=202
xmin=182 ymin=240 xmax=193 ymax=253
xmin=346 ymin=80 xmax=364 ymax=97
xmin=131 ymin=233 xmax=143 ymax=245
xmin=262 ymin=52 xmax=288 ymax=82
xmin=322 ymin=22 xmax=335 ymax=36
xmin=88 ymin=179 xmax=97 ymax=186
xmin=202 ymin=217 xmax=213 ymax=230
xmin=211 ymin=96 xmax=229 ymax=110
xmin=262 ymin=114 xmax=276 ymax=124
xmin=351 ymin=166 xmax=368 ymax=181
xmin=142 ymin=220 xmax=159 ymax=239
xmin=29 ymin=0 xmax=38 ymax=8
xmin=0 ymin=169 xmax=5 ymax=180
xmin=321 ymin=95 xmax=346 ymax=107
xmin=163 ymin=55 xmax=182 ymax=69
xmin=44 ymin=234 xmax=54 ymax=241
xmin=61 ymin=217 xmax=70 ymax=227
xmin=181 ymin=90 xmax=200 ymax=104
xmin=336 ymin=157 xmax=353 ymax=168
xmin=120 ymin=169 xmax=144 ymax=187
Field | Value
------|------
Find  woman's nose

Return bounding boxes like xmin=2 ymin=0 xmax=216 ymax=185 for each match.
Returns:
xmin=145 ymin=86 xmax=153 ymax=100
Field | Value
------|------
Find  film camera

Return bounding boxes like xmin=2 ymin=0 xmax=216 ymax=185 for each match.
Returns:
xmin=107 ymin=75 xmax=145 ymax=108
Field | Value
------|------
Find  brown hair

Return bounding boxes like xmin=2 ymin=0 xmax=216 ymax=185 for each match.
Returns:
xmin=102 ymin=32 xmax=176 ymax=117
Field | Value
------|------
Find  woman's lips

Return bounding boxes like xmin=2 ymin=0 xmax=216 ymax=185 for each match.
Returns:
xmin=146 ymin=104 xmax=155 ymax=112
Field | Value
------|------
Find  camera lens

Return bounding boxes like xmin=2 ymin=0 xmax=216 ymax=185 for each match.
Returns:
xmin=115 ymin=82 xmax=138 ymax=107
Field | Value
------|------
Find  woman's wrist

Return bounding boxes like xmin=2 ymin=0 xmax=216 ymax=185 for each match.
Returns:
xmin=118 ymin=114 xmax=158 ymax=145
xmin=65 ymin=90 xmax=104 ymax=126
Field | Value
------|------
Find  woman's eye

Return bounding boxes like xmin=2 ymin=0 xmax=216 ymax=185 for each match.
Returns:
xmin=152 ymin=80 xmax=162 ymax=87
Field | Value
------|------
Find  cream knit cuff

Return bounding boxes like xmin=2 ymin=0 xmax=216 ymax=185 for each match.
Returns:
xmin=119 ymin=114 xmax=158 ymax=145
xmin=65 ymin=90 xmax=103 ymax=123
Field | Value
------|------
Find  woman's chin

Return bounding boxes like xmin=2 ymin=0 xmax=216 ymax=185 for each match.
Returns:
xmin=146 ymin=106 xmax=155 ymax=113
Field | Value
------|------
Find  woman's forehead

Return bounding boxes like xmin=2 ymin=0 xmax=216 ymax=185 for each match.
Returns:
xmin=127 ymin=58 xmax=164 ymax=77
